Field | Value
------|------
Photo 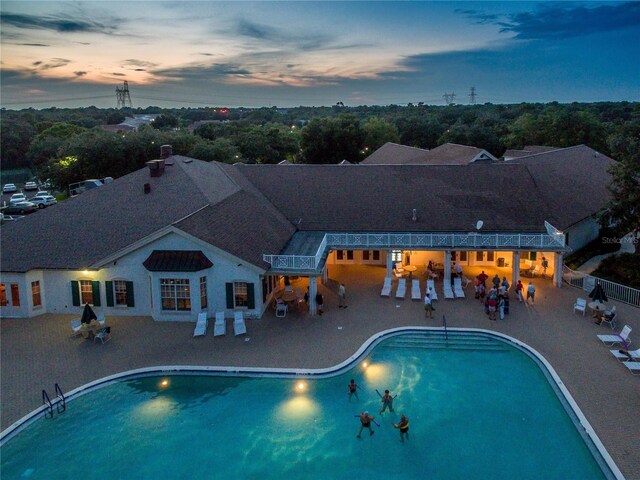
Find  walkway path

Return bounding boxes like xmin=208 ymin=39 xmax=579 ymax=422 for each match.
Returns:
xmin=577 ymin=232 xmax=637 ymax=274
xmin=2 ymin=265 xmax=639 ymax=478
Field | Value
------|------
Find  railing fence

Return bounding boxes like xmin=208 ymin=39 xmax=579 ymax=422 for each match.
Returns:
xmin=562 ymin=265 xmax=640 ymax=308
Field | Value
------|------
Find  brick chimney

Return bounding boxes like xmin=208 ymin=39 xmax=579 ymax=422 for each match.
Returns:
xmin=145 ymin=159 xmax=165 ymax=177
xmin=160 ymin=145 xmax=173 ymax=159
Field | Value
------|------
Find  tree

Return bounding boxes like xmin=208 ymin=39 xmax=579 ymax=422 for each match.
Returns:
xmin=152 ymin=114 xmax=178 ymax=130
xmin=604 ymin=154 xmax=640 ymax=242
xmin=188 ymin=138 xmax=240 ymax=163
xmin=301 ymin=114 xmax=364 ymax=164
xmin=362 ymin=117 xmax=400 ymax=152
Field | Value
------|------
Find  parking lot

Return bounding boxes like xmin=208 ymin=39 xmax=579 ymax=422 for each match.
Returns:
xmin=1 ymin=181 xmax=57 ymax=220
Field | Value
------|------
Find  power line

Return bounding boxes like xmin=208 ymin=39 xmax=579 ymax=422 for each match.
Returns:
xmin=469 ymin=87 xmax=477 ymax=105
xmin=115 ymin=81 xmax=133 ymax=108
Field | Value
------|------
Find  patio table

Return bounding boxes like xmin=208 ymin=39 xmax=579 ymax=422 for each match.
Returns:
xmin=404 ymin=265 xmax=417 ymax=278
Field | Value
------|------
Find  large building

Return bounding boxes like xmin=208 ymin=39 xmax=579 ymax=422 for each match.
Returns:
xmin=0 ymin=143 xmax=614 ymax=321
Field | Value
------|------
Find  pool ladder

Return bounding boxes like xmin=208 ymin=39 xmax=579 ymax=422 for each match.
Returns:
xmin=42 ymin=383 xmax=66 ymax=419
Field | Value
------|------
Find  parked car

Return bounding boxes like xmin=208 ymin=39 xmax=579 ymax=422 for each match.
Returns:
xmin=24 ymin=181 xmax=38 ymax=191
xmin=33 ymin=190 xmax=50 ymax=199
xmin=2 ymin=201 xmax=37 ymax=215
xmin=30 ymin=195 xmax=57 ymax=208
xmin=9 ymin=193 xmax=26 ymax=204
xmin=3 ymin=183 xmax=17 ymax=193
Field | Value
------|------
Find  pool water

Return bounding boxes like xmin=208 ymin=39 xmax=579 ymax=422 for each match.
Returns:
xmin=1 ymin=333 xmax=608 ymax=479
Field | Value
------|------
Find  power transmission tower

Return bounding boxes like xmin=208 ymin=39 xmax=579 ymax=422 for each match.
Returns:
xmin=443 ymin=92 xmax=456 ymax=105
xmin=469 ymin=86 xmax=477 ymax=105
xmin=115 ymin=81 xmax=133 ymax=108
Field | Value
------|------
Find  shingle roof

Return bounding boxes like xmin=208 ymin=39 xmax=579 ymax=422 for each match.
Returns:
xmin=143 ymin=250 xmax=213 ymax=272
xmin=504 ymin=145 xmax=559 ymax=159
xmin=362 ymin=142 xmax=496 ymax=165
xmin=508 ymin=145 xmax=614 ymax=228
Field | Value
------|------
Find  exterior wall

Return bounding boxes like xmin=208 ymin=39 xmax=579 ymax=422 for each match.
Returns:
xmin=327 ymin=249 xmax=386 ymax=266
xmin=566 ymin=218 xmax=600 ymax=252
xmin=2 ymin=232 xmax=266 ymax=321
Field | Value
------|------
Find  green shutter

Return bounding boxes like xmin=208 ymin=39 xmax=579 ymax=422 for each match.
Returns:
xmin=71 ymin=281 xmax=80 ymax=307
xmin=247 ymin=283 xmax=255 ymax=309
xmin=530 ymin=252 xmax=537 ymax=261
xmin=126 ymin=281 xmax=135 ymax=307
xmin=92 ymin=281 xmax=101 ymax=306
xmin=226 ymin=282 xmax=234 ymax=309
xmin=105 ymin=281 xmax=114 ymax=307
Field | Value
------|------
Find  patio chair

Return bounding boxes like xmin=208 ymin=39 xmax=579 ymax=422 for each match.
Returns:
xmin=461 ymin=276 xmax=471 ymax=288
xmin=234 ymin=311 xmax=247 ymax=336
xmin=411 ymin=279 xmax=421 ymax=300
xmin=394 ymin=262 xmax=405 ymax=275
xmin=573 ymin=298 xmax=587 ymax=316
xmin=622 ymin=362 xmax=640 ymax=376
xmin=70 ymin=319 xmax=82 ymax=337
xmin=600 ymin=312 xmax=617 ymax=330
xmin=597 ymin=325 xmax=631 ymax=347
xmin=609 ymin=348 xmax=640 ymax=362
xmin=395 ymin=278 xmax=406 ymax=299
xmin=97 ymin=312 xmax=106 ymax=327
xmin=443 ymin=283 xmax=454 ymax=299
xmin=276 ymin=302 xmax=288 ymax=318
xmin=532 ymin=265 xmax=543 ymax=277
xmin=193 ymin=312 xmax=207 ymax=337
xmin=380 ymin=277 xmax=392 ymax=297
xmin=94 ymin=327 xmax=111 ymax=344
xmin=214 ymin=311 xmax=226 ymax=337
xmin=453 ymin=278 xmax=465 ymax=298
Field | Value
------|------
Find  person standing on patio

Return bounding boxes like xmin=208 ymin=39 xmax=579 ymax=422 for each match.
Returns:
xmin=316 ymin=292 xmax=324 ymax=315
xmin=338 ymin=283 xmax=347 ymax=309
xmin=453 ymin=262 xmax=463 ymax=276
xmin=424 ymin=293 xmax=434 ymax=319
xmin=526 ymin=282 xmax=536 ymax=304
xmin=541 ymin=256 xmax=549 ymax=276
xmin=515 ymin=280 xmax=524 ymax=302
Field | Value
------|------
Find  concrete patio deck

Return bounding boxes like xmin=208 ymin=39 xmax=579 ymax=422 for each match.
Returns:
xmin=1 ymin=265 xmax=638 ymax=478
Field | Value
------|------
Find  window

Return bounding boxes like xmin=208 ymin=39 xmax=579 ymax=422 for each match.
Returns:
xmin=373 ymin=250 xmax=380 ymax=261
xmin=114 ymin=280 xmax=128 ymax=306
xmin=234 ymin=282 xmax=248 ymax=307
xmin=362 ymin=250 xmax=370 ymax=261
xmin=200 ymin=276 xmax=207 ymax=310
xmin=521 ymin=252 xmax=538 ymax=261
xmin=346 ymin=250 xmax=354 ymax=260
xmin=336 ymin=250 xmax=344 ymax=260
xmin=487 ymin=251 xmax=495 ymax=262
xmin=10 ymin=284 xmax=20 ymax=307
xmin=80 ymin=280 xmax=93 ymax=305
xmin=160 ymin=279 xmax=191 ymax=311
xmin=31 ymin=281 xmax=41 ymax=307
xmin=476 ymin=251 xmax=484 ymax=261
xmin=0 ymin=284 xmax=6 ymax=306
xmin=391 ymin=250 xmax=402 ymax=262
xmin=459 ymin=251 xmax=468 ymax=262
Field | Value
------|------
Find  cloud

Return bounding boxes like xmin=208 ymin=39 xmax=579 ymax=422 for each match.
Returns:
xmin=74 ymin=71 xmax=87 ymax=77
xmin=460 ymin=2 xmax=640 ymax=40
xmin=152 ymin=63 xmax=252 ymax=80
xmin=18 ymin=43 xmax=50 ymax=47
xmin=39 ymin=58 xmax=71 ymax=70
xmin=235 ymin=19 xmax=330 ymax=51
xmin=122 ymin=59 xmax=158 ymax=68
xmin=112 ymin=72 xmax=126 ymax=76
xmin=0 ymin=12 xmax=120 ymax=34
xmin=134 ymin=68 xmax=145 ymax=72
xmin=32 ymin=61 xmax=42 ymax=66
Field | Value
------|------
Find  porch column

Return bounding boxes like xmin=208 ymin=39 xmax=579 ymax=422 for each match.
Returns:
xmin=386 ymin=250 xmax=393 ymax=277
xmin=512 ymin=251 xmax=520 ymax=286
xmin=444 ymin=251 xmax=452 ymax=286
xmin=553 ymin=253 xmax=564 ymax=288
xmin=309 ymin=276 xmax=318 ymax=315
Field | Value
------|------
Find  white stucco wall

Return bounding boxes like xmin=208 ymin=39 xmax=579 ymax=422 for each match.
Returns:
xmin=566 ymin=217 xmax=600 ymax=252
xmin=1 ymin=231 xmax=268 ymax=321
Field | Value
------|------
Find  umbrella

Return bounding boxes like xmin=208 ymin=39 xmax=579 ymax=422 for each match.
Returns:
xmin=589 ymin=283 xmax=608 ymax=303
xmin=80 ymin=303 xmax=97 ymax=324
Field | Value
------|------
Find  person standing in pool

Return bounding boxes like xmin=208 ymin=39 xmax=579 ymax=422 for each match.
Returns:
xmin=380 ymin=389 xmax=395 ymax=414
xmin=347 ymin=379 xmax=360 ymax=401
xmin=394 ymin=415 xmax=410 ymax=442
xmin=357 ymin=411 xmax=375 ymax=438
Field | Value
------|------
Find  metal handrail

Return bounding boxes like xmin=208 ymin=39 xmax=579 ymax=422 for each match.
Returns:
xmin=55 ymin=383 xmax=66 ymax=414
xmin=42 ymin=390 xmax=53 ymax=419
xmin=442 ymin=315 xmax=449 ymax=342
xmin=562 ymin=265 xmax=640 ymax=308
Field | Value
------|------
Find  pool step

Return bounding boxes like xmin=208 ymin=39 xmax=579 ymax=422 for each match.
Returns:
xmin=383 ymin=333 xmax=509 ymax=351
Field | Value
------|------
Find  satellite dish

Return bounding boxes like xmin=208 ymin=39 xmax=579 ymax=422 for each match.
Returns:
xmin=476 ymin=220 xmax=484 ymax=230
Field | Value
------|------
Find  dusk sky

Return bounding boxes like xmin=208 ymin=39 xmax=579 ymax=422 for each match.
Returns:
xmin=1 ymin=1 xmax=639 ymax=109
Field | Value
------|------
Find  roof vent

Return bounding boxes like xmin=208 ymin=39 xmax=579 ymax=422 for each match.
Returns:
xmin=144 ymin=183 xmax=151 ymax=194
xmin=412 ymin=209 xmax=417 ymax=221
xmin=160 ymin=145 xmax=173 ymax=159
xmin=145 ymin=159 xmax=165 ymax=177
xmin=183 ymin=158 xmax=193 ymax=164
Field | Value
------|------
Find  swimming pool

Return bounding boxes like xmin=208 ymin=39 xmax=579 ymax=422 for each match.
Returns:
xmin=0 ymin=330 xmax=618 ymax=479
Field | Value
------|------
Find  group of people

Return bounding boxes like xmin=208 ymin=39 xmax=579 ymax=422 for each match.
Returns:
xmin=300 ymin=282 xmax=348 ymax=316
xmin=348 ymin=380 xmax=409 ymax=442
xmin=475 ymin=272 xmax=511 ymax=321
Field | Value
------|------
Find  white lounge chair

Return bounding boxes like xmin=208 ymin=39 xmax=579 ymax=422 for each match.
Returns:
xmin=70 ymin=319 xmax=82 ymax=337
xmin=597 ymin=325 xmax=631 ymax=347
xmin=573 ymin=298 xmax=587 ymax=316
xmin=193 ymin=312 xmax=207 ymax=337
xmin=380 ymin=277 xmax=392 ymax=297
xmin=609 ymin=348 xmax=640 ymax=362
xmin=395 ymin=278 xmax=406 ymax=299
xmin=276 ymin=302 xmax=288 ymax=317
xmin=453 ymin=278 xmax=465 ymax=298
xmin=97 ymin=312 xmax=106 ymax=327
xmin=411 ymin=279 xmax=421 ymax=300
xmin=214 ymin=311 xmax=226 ymax=336
xmin=622 ymin=362 xmax=640 ymax=375
xmin=234 ymin=311 xmax=247 ymax=336
xmin=443 ymin=283 xmax=454 ymax=299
